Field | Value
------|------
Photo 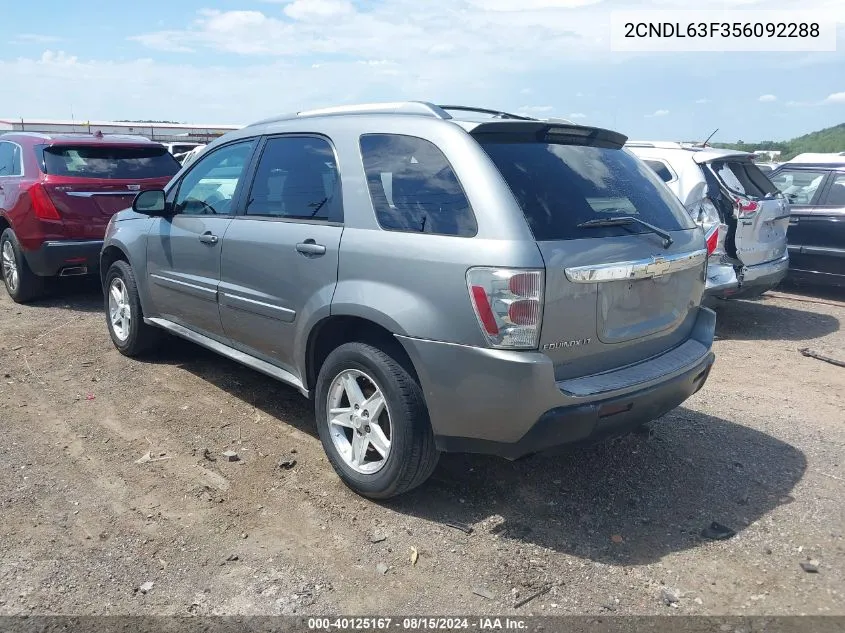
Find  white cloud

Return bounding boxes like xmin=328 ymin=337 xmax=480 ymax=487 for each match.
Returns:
xmin=758 ymin=94 xmax=777 ymax=102
xmin=823 ymin=91 xmax=845 ymax=104
xmin=695 ymin=98 xmax=710 ymax=104
xmin=568 ymin=112 xmax=587 ymax=118
xmin=466 ymin=0 xmax=603 ymax=9
xmin=284 ymin=0 xmax=355 ymax=21
xmin=646 ymin=109 xmax=669 ymax=117
xmin=129 ymin=3 xmax=604 ymax=63
xmin=519 ymin=105 xmax=554 ymax=113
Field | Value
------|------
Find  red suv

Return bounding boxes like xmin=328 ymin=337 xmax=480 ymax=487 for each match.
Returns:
xmin=0 ymin=132 xmax=181 ymax=303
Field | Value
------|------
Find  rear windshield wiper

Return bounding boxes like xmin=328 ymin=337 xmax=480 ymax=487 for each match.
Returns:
xmin=577 ymin=216 xmax=673 ymax=248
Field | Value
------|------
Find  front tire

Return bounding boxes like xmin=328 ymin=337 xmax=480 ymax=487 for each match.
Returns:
xmin=315 ymin=342 xmax=439 ymax=499
xmin=104 ymin=260 xmax=161 ymax=356
xmin=1 ymin=229 xmax=44 ymax=303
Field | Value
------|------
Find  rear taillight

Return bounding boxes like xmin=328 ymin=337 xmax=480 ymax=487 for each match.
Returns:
xmin=704 ymin=224 xmax=720 ymax=256
xmin=467 ymin=268 xmax=544 ymax=349
xmin=29 ymin=183 xmax=61 ymax=220
xmin=686 ymin=196 xmax=721 ymax=226
xmin=733 ymin=195 xmax=759 ymax=219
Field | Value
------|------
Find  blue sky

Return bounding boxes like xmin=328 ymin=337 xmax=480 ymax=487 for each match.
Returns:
xmin=2 ymin=0 xmax=844 ymax=143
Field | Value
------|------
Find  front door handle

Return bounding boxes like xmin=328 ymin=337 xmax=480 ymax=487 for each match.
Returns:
xmin=199 ymin=232 xmax=219 ymax=245
xmin=296 ymin=240 xmax=326 ymax=256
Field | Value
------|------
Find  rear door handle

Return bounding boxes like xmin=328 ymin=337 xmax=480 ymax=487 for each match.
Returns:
xmin=199 ymin=232 xmax=219 ymax=245
xmin=296 ymin=240 xmax=326 ymax=256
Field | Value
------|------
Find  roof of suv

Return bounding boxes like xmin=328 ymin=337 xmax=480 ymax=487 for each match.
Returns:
xmin=0 ymin=131 xmax=164 ymax=146
xmin=244 ymin=101 xmax=577 ymax=132
xmin=625 ymin=141 xmax=753 ymax=163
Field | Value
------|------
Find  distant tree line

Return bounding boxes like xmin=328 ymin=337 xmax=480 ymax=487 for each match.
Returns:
xmin=711 ymin=122 xmax=845 ymax=161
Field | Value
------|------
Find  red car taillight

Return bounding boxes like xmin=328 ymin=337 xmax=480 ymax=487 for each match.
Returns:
xmin=733 ymin=195 xmax=759 ymax=219
xmin=704 ymin=224 xmax=720 ymax=256
xmin=467 ymin=268 xmax=544 ymax=349
xmin=29 ymin=183 xmax=61 ymax=220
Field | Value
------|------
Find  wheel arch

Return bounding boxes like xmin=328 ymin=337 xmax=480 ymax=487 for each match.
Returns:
xmin=304 ymin=314 xmax=420 ymax=394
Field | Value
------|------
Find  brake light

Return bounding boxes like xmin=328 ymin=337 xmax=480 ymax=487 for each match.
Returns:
xmin=733 ymin=195 xmax=759 ymax=219
xmin=704 ymin=224 xmax=720 ymax=256
xmin=467 ymin=268 xmax=544 ymax=349
xmin=29 ymin=183 xmax=61 ymax=220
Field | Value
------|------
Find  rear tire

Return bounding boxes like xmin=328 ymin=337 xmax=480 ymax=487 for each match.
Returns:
xmin=1 ymin=229 xmax=45 ymax=304
xmin=104 ymin=260 xmax=161 ymax=357
xmin=315 ymin=341 xmax=439 ymax=499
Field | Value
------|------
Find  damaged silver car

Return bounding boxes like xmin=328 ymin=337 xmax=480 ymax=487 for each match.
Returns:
xmin=628 ymin=142 xmax=790 ymax=299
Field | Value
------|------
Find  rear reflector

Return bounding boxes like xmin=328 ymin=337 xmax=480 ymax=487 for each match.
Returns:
xmin=30 ymin=183 xmax=61 ymax=220
xmin=467 ymin=267 xmax=544 ymax=349
xmin=470 ymin=285 xmax=499 ymax=335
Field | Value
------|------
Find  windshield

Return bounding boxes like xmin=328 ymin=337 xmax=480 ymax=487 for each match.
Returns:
xmin=478 ymin=142 xmax=696 ymax=241
xmin=42 ymin=145 xmax=182 ymax=179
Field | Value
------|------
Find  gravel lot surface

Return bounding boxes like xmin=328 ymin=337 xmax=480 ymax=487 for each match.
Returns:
xmin=0 ymin=280 xmax=843 ymax=616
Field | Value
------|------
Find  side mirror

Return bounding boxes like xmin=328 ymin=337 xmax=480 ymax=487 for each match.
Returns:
xmin=133 ymin=189 xmax=168 ymax=216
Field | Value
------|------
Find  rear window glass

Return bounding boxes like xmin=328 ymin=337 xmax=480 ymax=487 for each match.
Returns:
xmin=643 ymin=159 xmax=674 ymax=183
xmin=360 ymin=134 xmax=477 ymax=237
xmin=478 ymin=142 xmax=695 ymax=241
xmin=42 ymin=145 xmax=181 ymax=179
xmin=711 ymin=160 xmax=778 ymax=198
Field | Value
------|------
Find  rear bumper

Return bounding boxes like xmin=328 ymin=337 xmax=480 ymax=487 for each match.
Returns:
xmin=703 ymin=261 xmax=739 ymax=299
xmin=733 ymin=253 xmax=789 ymax=297
xmin=397 ymin=306 xmax=716 ymax=459
xmin=22 ymin=240 xmax=104 ymax=277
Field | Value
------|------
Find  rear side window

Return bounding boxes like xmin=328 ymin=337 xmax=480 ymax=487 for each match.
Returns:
xmin=41 ymin=145 xmax=181 ymax=179
xmin=245 ymin=136 xmax=342 ymax=222
xmin=643 ymin=159 xmax=675 ymax=183
xmin=711 ymin=159 xmax=778 ymax=198
xmin=0 ymin=141 xmax=22 ymax=177
xmin=478 ymin=142 xmax=695 ymax=241
xmin=360 ymin=134 xmax=477 ymax=237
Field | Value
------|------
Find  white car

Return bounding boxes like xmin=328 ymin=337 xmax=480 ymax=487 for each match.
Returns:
xmin=627 ymin=142 xmax=791 ymax=299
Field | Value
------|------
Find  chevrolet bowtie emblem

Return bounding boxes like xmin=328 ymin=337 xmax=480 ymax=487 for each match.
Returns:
xmin=644 ymin=256 xmax=672 ymax=277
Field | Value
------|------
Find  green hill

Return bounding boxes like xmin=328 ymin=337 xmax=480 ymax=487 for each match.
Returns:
xmin=711 ymin=123 xmax=845 ymax=161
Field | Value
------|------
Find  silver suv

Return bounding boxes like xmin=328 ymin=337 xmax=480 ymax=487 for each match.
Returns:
xmin=100 ymin=102 xmax=716 ymax=498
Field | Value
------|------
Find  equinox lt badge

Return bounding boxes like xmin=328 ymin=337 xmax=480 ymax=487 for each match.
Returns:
xmin=542 ymin=338 xmax=592 ymax=351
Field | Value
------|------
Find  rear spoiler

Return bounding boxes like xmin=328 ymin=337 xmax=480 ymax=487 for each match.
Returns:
xmin=468 ymin=121 xmax=628 ymax=149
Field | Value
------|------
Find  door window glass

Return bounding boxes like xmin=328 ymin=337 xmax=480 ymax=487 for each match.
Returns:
xmin=823 ymin=174 xmax=845 ymax=206
xmin=245 ymin=136 xmax=342 ymax=222
xmin=173 ymin=140 xmax=255 ymax=216
xmin=770 ymin=169 xmax=828 ymax=205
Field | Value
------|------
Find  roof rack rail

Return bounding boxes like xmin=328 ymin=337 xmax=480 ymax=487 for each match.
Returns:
xmin=436 ymin=105 xmax=536 ymax=121
xmin=248 ymin=101 xmax=454 ymax=127
xmin=248 ymin=101 xmax=556 ymax=127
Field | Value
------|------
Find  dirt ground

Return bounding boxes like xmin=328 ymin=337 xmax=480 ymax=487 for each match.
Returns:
xmin=0 ymin=279 xmax=843 ymax=617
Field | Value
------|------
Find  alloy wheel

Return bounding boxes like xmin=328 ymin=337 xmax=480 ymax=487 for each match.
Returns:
xmin=1 ymin=241 xmax=19 ymax=293
xmin=108 ymin=277 xmax=131 ymax=342
xmin=326 ymin=369 xmax=393 ymax=474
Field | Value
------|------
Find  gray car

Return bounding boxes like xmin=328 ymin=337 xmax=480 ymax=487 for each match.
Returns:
xmin=99 ymin=102 xmax=716 ymax=498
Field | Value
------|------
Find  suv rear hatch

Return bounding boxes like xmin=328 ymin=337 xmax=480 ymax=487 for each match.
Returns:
xmin=35 ymin=143 xmax=181 ymax=239
xmin=472 ymin=123 xmax=707 ymax=380
xmin=695 ymin=153 xmax=789 ymax=268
